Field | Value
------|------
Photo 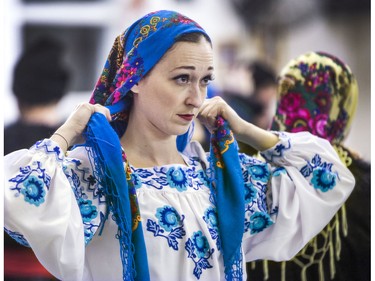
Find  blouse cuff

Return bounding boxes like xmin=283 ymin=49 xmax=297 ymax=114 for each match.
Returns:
xmin=260 ymin=131 xmax=292 ymax=164
xmin=30 ymin=139 xmax=66 ymax=163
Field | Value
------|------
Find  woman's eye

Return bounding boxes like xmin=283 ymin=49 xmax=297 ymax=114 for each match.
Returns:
xmin=201 ymin=75 xmax=214 ymax=86
xmin=174 ymin=75 xmax=189 ymax=84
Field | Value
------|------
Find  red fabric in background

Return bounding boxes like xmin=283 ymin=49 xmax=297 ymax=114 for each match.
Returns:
xmin=4 ymin=248 xmax=54 ymax=278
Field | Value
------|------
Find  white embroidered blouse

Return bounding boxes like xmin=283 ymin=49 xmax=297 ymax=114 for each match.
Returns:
xmin=4 ymin=131 xmax=355 ymax=281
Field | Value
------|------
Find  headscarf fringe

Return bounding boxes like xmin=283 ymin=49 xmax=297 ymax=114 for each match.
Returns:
xmin=84 ymin=115 xmax=136 ymax=280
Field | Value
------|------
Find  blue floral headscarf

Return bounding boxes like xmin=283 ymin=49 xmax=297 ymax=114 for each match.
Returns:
xmin=89 ymin=10 xmax=206 ymax=147
xmin=84 ymin=10 xmax=244 ymax=281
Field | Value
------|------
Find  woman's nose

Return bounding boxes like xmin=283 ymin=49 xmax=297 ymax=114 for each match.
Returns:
xmin=186 ymin=84 xmax=205 ymax=107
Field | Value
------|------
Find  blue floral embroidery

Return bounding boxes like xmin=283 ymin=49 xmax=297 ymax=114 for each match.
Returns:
xmin=261 ymin=132 xmax=291 ymax=162
xmin=273 ymin=167 xmax=287 ymax=177
xmin=197 ymin=169 xmax=211 ymax=188
xmin=156 ymin=205 xmax=182 ymax=231
xmin=83 ymin=212 xmax=104 ymax=243
xmin=87 ymin=174 xmax=97 ymax=186
xmin=192 ymin=231 xmax=210 ymax=258
xmin=248 ymin=212 xmax=273 ymax=234
xmin=300 ymin=154 xmax=337 ymax=192
xmin=270 ymin=206 xmax=279 ymax=216
xmin=244 ymin=182 xmax=257 ymax=204
xmin=78 ymin=198 xmax=98 ymax=223
xmin=239 ymin=154 xmax=275 ymax=235
xmin=34 ymin=139 xmax=65 ymax=162
xmin=248 ymin=164 xmax=270 ymax=183
xmin=132 ymin=158 xmax=208 ymax=191
xmin=131 ymin=173 xmax=142 ymax=189
xmin=63 ymin=157 xmax=102 ymax=244
xmin=147 ymin=205 xmax=186 ymax=250
xmin=133 ymin=168 xmax=153 ymax=179
xmin=21 ymin=175 xmax=46 ymax=206
xmin=167 ymin=167 xmax=188 ymax=191
xmin=203 ymin=207 xmax=221 ymax=250
xmin=8 ymin=161 xmax=51 ymax=207
xmin=203 ymin=207 xmax=218 ymax=230
xmin=84 ymin=228 xmax=95 ymax=243
xmin=4 ymin=228 xmax=30 ymax=247
xmin=64 ymin=158 xmax=106 ymax=205
xmin=185 ymin=231 xmax=214 ymax=279
xmin=311 ymin=167 xmax=337 ymax=192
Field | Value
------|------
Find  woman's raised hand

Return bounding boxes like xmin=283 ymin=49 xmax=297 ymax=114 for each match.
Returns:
xmin=197 ymin=96 xmax=246 ymax=135
xmin=198 ymin=96 xmax=279 ymax=151
xmin=51 ymin=103 xmax=111 ymax=152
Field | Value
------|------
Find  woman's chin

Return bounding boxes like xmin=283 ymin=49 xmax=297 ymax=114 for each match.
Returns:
xmin=174 ymin=124 xmax=192 ymax=137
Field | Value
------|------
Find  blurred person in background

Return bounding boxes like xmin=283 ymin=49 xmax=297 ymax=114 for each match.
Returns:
xmin=222 ymin=60 xmax=277 ymax=155
xmin=4 ymin=36 xmax=69 ymax=281
xmin=5 ymin=37 xmax=70 ymax=154
xmin=247 ymin=51 xmax=370 ymax=281
xmin=248 ymin=61 xmax=278 ymax=130
xmin=221 ymin=61 xmax=255 ymax=126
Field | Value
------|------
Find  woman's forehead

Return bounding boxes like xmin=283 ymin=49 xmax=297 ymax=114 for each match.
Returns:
xmin=160 ymin=40 xmax=214 ymax=71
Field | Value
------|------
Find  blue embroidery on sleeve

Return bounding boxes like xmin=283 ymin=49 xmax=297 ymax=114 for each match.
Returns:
xmin=63 ymin=158 xmax=102 ymax=244
xmin=34 ymin=139 xmax=64 ymax=162
xmin=7 ymin=139 xmax=68 ymax=206
xmin=272 ymin=167 xmax=287 ymax=177
xmin=248 ymin=212 xmax=274 ymax=234
xmin=248 ymin=164 xmax=271 ymax=182
xmin=261 ymin=132 xmax=292 ymax=162
xmin=300 ymin=154 xmax=338 ymax=192
xmin=244 ymin=182 xmax=258 ymax=204
xmin=4 ymin=228 xmax=31 ymax=247
xmin=9 ymin=161 xmax=51 ymax=207
xmin=239 ymin=155 xmax=275 ymax=235
xmin=78 ymin=198 xmax=98 ymax=222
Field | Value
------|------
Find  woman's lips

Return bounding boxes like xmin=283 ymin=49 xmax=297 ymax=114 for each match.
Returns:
xmin=178 ymin=114 xmax=194 ymax=121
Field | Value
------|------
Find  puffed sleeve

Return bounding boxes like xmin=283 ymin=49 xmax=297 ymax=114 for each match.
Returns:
xmin=4 ymin=139 xmax=105 ymax=281
xmin=241 ymin=131 xmax=355 ymax=262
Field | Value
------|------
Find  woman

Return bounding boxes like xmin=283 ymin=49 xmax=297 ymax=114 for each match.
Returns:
xmin=4 ymin=11 xmax=355 ymax=281
xmin=248 ymin=51 xmax=370 ymax=281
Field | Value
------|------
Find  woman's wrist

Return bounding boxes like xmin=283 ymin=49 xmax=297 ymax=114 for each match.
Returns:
xmin=235 ymin=121 xmax=279 ymax=151
xmin=51 ymin=132 xmax=69 ymax=152
xmin=50 ymin=126 xmax=77 ymax=152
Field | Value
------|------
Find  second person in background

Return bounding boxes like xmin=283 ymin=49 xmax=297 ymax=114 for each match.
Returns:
xmin=248 ymin=51 xmax=370 ymax=281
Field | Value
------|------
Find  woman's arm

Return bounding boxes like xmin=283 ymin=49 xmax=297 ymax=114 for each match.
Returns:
xmin=239 ymin=131 xmax=355 ymax=261
xmin=4 ymin=139 xmax=104 ymax=280
xmin=198 ymin=96 xmax=279 ymax=151
xmin=198 ymin=97 xmax=355 ymax=260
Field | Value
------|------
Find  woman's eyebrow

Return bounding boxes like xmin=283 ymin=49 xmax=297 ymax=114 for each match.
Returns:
xmin=171 ymin=66 xmax=214 ymax=71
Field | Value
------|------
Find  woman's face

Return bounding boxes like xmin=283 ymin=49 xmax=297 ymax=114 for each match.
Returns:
xmin=131 ymin=37 xmax=214 ymax=137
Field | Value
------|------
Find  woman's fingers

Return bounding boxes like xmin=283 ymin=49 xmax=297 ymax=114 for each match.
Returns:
xmin=93 ymin=104 xmax=112 ymax=121
xmin=198 ymin=96 xmax=244 ymax=134
xmin=53 ymin=103 xmax=112 ymax=149
xmin=198 ymin=97 xmax=221 ymax=129
xmin=198 ymin=97 xmax=231 ymax=131
xmin=73 ymin=103 xmax=111 ymax=121
xmin=69 ymin=103 xmax=111 ymax=128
